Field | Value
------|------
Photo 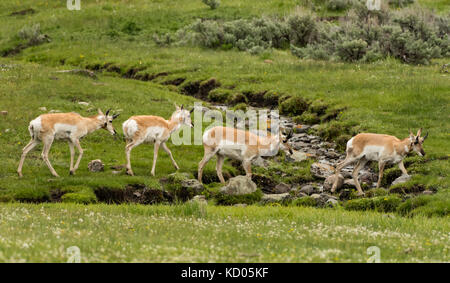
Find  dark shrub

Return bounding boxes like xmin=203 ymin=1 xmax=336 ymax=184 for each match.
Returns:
xmin=279 ymin=96 xmax=309 ymax=116
xmin=337 ymin=39 xmax=368 ymax=61
xmin=287 ymin=13 xmax=318 ymax=47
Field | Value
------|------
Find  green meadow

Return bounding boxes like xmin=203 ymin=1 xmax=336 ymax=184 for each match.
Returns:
xmin=0 ymin=0 xmax=448 ymax=262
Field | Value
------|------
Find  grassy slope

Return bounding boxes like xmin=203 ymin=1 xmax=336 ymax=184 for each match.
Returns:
xmin=1 ymin=1 xmax=448 ymax=199
xmin=0 ymin=203 xmax=448 ymax=262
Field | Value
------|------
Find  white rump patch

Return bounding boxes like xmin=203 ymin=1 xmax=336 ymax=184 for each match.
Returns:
xmin=122 ymin=119 xmax=138 ymax=139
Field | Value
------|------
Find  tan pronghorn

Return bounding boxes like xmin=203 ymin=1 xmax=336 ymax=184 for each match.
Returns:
xmin=122 ymin=104 xmax=193 ymax=176
xmin=17 ymin=109 xmax=119 ymax=177
xmin=198 ymin=126 xmax=293 ymax=184
xmin=332 ymin=129 xmax=428 ymax=195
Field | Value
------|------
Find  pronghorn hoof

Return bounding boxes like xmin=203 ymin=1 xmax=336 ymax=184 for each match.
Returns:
xmin=17 ymin=172 xmax=23 ymax=178
xmin=126 ymin=171 xmax=134 ymax=176
xmin=69 ymin=170 xmax=75 ymax=175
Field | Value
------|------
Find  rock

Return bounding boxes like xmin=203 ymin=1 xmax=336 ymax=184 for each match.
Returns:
xmin=359 ymin=171 xmax=377 ymax=184
xmin=422 ymin=190 xmax=433 ymax=195
xmin=220 ymin=176 xmax=257 ymax=195
xmin=323 ymin=174 xmax=344 ymax=191
xmin=344 ymin=179 xmax=356 ymax=187
xmin=78 ymin=101 xmax=89 ymax=106
xmin=0 ymin=111 xmax=7 ymax=116
xmin=392 ymin=174 xmax=411 ymax=186
xmin=310 ymin=162 xmax=335 ymax=179
xmin=261 ymin=193 xmax=291 ymax=204
xmin=252 ymin=156 xmax=268 ymax=168
xmin=294 ymin=124 xmax=311 ymax=133
xmin=273 ymin=183 xmax=291 ymax=194
xmin=190 ymin=195 xmax=207 ymax=205
xmin=181 ymin=179 xmax=205 ymax=195
xmin=299 ymin=185 xmax=316 ymax=195
xmin=325 ymin=151 xmax=340 ymax=159
xmin=288 ymin=151 xmax=308 ymax=163
xmin=326 ymin=198 xmax=339 ymax=207
xmin=38 ymin=107 xmax=47 ymax=111
xmin=311 ymin=193 xmax=321 ymax=200
xmin=88 ymin=159 xmax=104 ymax=172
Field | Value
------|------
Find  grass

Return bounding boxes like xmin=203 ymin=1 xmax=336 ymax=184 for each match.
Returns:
xmin=0 ymin=203 xmax=448 ymax=262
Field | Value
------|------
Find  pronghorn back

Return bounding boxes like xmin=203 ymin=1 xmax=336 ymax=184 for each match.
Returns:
xmin=122 ymin=115 xmax=170 ymax=141
xmin=347 ymin=133 xmax=401 ymax=157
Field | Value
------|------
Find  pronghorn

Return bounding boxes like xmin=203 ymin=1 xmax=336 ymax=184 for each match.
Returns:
xmin=198 ymin=126 xmax=293 ymax=184
xmin=17 ymin=109 xmax=119 ymax=177
xmin=331 ymin=129 xmax=428 ymax=195
xmin=122 ymin=104 xmax=193 ymax=176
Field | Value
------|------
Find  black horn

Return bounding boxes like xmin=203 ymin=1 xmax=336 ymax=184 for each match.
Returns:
xmin=190 ymin=107 xmax=195 ymax=113
xmin=423 ymin=132 xmax=428 ymax=140
xmin=112 ymin=113 xmax=120 ymax=120
xmin=105 ymin=109 xmax=111 ymax=116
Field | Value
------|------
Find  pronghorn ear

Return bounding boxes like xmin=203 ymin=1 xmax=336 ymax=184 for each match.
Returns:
xmin=98 ymin=108 xmax=104 ymax=115
xmin=174 ymin=103 xmax=180 ymax=110
xmin=112 ymin=113 xmax=120 ymax=120
xmin=416 ymin=128 xmax=422 ymax=137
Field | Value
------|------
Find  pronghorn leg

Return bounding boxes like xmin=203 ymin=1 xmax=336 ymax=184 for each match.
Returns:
xmin=161 ymin=142 xmax=179 ymax=171
xmin=216 ymin=154 xmax=225 ymax=184
xmin=198 ymin=146 xmax=216 ymax=183
xmin=331 ymin=156 xmax=356 ymax=192
xmin=242 ymin=159 xmax=252 ymax=180
xmin=352 ymin=158 xmax=368 ymax=195
xmin=68 ymin=141 xmax=75 ymax=175
xmin=150 ymin=141 xmax=161 ymax=176
xmin=41 ymin=137 xmax=59 ymax=177
xmin=398 ymin=161 xmax=408 ymax=176
xmin=17 ymin=139 xmax=39 ymax=177
xmin=72 ymin=139 xmax=84 ymax=173
xmin=376 ymin=161 xmax=386 ymax=188
xmin=125 ymin=140 xmax=141 ymax=176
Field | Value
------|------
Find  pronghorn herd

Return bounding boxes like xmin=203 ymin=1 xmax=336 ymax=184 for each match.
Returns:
xmin=17 ymin=104 xmax=428 ymax=195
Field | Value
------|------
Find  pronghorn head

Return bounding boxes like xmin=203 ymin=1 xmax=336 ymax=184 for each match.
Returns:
xmin=173 ymin=104 xmax=194 ymax=128
xmin=409 ymin=128 xmax=428 ymax=156
xmin=281 ymin=128 xmax=294 ymax=155
xmin=98 ymin=108 xmax=120 ymax=135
